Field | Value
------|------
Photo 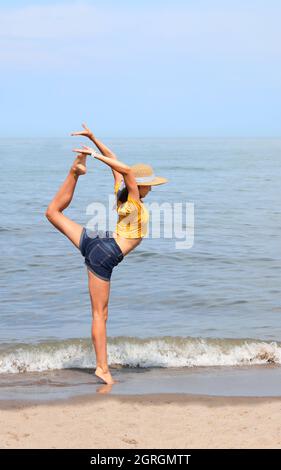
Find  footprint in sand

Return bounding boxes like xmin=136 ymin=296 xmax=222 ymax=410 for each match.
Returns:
xmin=122 ymin=437 xmax=138 ymax=445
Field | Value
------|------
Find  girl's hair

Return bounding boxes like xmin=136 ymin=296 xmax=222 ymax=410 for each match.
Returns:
xmin=117 ymin=186 xmax=129 ymax=203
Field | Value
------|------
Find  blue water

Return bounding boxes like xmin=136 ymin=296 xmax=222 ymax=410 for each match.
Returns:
xmin=0 ymin=137 xmax=281 ymax=377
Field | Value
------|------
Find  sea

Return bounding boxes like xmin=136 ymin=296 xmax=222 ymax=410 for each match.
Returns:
xmin=1 ymin=137 xmax=281 ymax=400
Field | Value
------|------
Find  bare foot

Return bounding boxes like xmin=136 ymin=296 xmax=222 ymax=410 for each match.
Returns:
xmin=71 ymin=153 xmax=87 ymax=175
xmin=95 ymin=366 xmax=118 ymax=385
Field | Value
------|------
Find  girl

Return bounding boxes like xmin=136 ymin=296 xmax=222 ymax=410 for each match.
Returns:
xmin=45 ymin=123 xmax=168 ymax=384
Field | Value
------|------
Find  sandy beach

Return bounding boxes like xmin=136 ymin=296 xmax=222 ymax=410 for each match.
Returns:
xmin=1 ymin=393 xmax=281 ymax=449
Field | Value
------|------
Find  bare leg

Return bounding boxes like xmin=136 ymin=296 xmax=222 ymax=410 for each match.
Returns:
xmin=45 ymin=154 xmax=87 ymax=249
xmin=87 ymin=270 xmax=117 ymax=385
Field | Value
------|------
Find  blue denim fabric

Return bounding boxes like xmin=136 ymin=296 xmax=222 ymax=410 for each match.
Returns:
xmin=79 ymin=228 xmax=124 ymax=281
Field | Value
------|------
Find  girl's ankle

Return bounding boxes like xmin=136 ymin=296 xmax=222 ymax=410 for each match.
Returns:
xmin=96 ymin=365 xmax=109 ymax=373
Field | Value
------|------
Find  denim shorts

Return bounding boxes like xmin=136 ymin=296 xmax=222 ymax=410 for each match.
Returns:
xmin=79 ymin=227 xmax=124 ymax=281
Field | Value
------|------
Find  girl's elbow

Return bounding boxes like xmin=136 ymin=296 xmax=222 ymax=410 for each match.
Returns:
xmin=123 ymin=166 xmax=132 ymax=175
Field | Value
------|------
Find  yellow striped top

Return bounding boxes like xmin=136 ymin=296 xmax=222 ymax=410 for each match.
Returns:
xmin=114 ymin=180 xmax=149 ymax=238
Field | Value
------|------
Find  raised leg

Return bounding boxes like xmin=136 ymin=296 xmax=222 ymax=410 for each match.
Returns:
xmin=45 ymin=154 xmax=87 ymax=249
xmin=87 ymin=269 xmax=117 ymax=385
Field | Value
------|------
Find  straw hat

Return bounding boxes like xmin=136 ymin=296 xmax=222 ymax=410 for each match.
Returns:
xmin=130 ymin=163 xmax=168 ymax=186
xmin=91 ymin=150 xmax=167 ymax=186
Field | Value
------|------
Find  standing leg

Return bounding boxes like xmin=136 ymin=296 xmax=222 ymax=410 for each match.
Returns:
xmin=45 ymin=154 xmax=87 ymax=249
xmin=87 ymin=270 xmax=116 ymax=385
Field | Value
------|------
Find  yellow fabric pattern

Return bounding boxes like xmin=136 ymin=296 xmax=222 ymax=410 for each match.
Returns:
xmin=114 ymin=180 xmax=149 ymax=238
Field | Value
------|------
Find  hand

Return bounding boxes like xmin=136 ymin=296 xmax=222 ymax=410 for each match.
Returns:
xmin=72 ymin=145 xmax=100 ymax=157
xmin=71 ymin=122 xmax=94 ymax=139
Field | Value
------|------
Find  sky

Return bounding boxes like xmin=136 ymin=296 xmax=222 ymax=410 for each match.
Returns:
xmin=0 ymin=0 xmax=280 ymax=137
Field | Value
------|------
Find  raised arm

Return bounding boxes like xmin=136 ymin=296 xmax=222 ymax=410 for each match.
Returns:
xmin=71 ymin=123 xmax=122 ymax=186
xmin=72 ymin=145 xmax=140 ymax=201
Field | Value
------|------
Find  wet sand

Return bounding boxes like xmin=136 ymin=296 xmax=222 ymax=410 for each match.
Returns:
xmin=2 ymin=364 xmax=281 ymax=401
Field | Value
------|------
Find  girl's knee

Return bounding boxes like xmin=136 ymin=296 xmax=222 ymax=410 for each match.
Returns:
xmin=45 ymin=206 xmax=60 ymax=221
xmin=92 ymin=307 xmax=108 ymax=321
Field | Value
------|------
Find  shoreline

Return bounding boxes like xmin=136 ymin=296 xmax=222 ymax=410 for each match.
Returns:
xmin=1 ymin=364 xmax=281 ymax=402
xmin=2 ymin=390 xmax=281 ymax=408
xmin=1 ymin=393 xmax=281 ymax=448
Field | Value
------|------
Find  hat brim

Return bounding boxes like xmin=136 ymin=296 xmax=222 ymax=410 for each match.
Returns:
xmin=137 ymin=176 xmax=168 ymax=186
